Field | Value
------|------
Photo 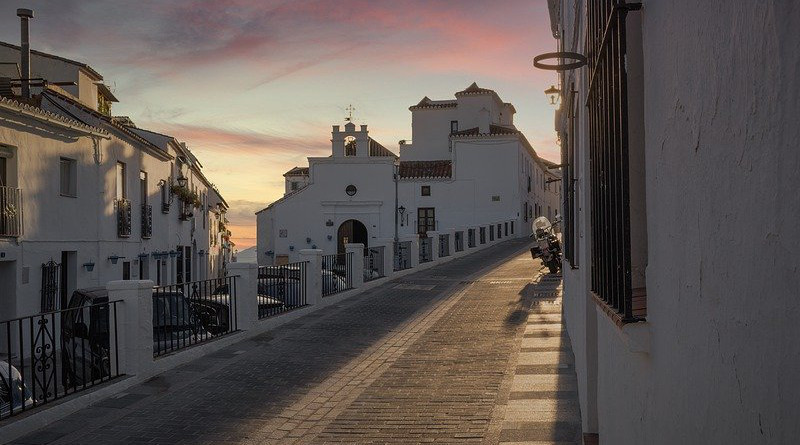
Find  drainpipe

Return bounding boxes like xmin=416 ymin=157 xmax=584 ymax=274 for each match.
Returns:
xmin=17 ymin=9 xmax=33 ymax=99
xmin=393 ymin=162 xmax=399 ymax=243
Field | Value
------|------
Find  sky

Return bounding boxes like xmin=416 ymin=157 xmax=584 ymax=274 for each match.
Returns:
xmin=0 ymin=1 xmax=560 ymax=250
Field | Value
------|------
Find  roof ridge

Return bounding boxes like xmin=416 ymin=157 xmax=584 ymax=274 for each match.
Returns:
xmin=0 ymin=94 xmax=107 ymax=135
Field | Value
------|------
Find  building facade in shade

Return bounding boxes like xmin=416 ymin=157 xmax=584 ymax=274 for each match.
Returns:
xmin=256 ymin=83 xmax=560 ymax=265
xmin=0 ymin=41 xmax=232 ymax=322
xmin=547 ymin=1 xmax=800 ymax=443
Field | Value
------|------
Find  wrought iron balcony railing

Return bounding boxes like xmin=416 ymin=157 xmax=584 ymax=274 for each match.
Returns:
xmin=0 ymin=186 xmax=23 ymax=237
xmin=141 ymin=204 xmax=153 ymax=239
xmin=116 ymin=198 xmax=131 ymax=238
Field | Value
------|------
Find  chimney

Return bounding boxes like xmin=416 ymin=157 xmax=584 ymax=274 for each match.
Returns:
xmin=17 ymin=8 xmax=34 ymax=98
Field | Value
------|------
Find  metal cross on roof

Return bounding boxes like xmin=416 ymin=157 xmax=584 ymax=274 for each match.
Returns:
xmin=345 ymin=104 xmax=355 ymax=122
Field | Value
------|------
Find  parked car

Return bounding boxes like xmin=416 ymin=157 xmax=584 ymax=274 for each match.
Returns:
xmin=322 ymin=270 xmax=348 ymax=294
xmin=61 ymin=288 xmax=112 ymax=388
xmin=0 ymin=361 xmax=32 ymax=416
xmin=152 ymin=291 xmax=208 ymax=352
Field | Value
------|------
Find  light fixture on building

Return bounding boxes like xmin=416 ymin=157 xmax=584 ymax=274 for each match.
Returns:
xmin=306 ymin=237 xmax=312 ymax=244
xmin=327 ymin=235 xmax=333 ymax=241
xmin=107 ymin=255 xmax=124 ymax=264
xmin=398 ymin=206 xmax=406 ymax=226
xmin=325 ymin=219 xmax=334 ymax=227
xmin=138 ymin=253 xmax=149 ymax=259
xmin=544 ymin=85 xmax=561 ymax=106
xmin=83 ymin=261 xmax=95 ymax=271
xmin=198 ymin=250 xmax=205 ymax=256
xmin=176 ymin=173 xmax=188 ymax=188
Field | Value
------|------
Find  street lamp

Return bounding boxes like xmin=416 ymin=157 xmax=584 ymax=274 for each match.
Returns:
xmin=176 ymin=173 xmax=188 ymax=188
xmin=544 ymin=85 xmax=561 ymax=106
xmin=398 ymin=206 xmax=406 ymax=226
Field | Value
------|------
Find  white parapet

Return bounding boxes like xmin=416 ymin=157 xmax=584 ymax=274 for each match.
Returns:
xmin=299 ymin=249 xmax=323 ymax=305
xmin=345 ymin=243 xmax=365 ymax=289
xmin=228 ymin=262 xmax=259 ymax=331
xmin=107 ymin=279 xmax=154 ymax=377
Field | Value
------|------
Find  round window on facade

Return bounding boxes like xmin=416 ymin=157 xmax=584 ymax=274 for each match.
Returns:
xmin=345 ymin=185 xmax=357 ymax=196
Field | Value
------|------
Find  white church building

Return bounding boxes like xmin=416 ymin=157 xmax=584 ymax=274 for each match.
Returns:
xmin=256 ymin=83 xmax=560 ymax=265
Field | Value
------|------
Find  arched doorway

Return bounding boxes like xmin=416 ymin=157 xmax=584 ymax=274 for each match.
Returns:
xmin=337 ymin=219 xmax=368 ymax=255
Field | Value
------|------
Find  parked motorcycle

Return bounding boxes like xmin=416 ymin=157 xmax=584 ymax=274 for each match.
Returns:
xmin=530 ymin=216 xmax=562 ymax=273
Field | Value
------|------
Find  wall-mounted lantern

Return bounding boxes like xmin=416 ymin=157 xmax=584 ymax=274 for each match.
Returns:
xmin=398 ymin=206 xmax=406 ymax=226
xmin=327 ymin=235 xmax=333 ymax=241
xmin=198 ymin=249 xmax=205 ymax=256
xmin=325 ymin=219 xmax=334 ymax=227
xmin=107 ymin=255 xmax=124 ymax=264
xmin=265 ymin=250 xmax=274 ymax=256
xmin=83 ymin=262 xmax=95 ymax=272
xmin=544 ymin=85 xmax=561 ymax=106
xmin=176 ymin=173 xmax=188 ymax=188
xmin=306 ymin=237 xmax=312 ymax=244
xmin=289 ymin=245 xmax=295 ymax=252
xmin=311 ymin=244 xmax=317 ymax=249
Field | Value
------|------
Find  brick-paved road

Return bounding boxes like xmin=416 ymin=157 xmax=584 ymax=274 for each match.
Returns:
xmin=9 ymin=240 xmax=579 ymax=445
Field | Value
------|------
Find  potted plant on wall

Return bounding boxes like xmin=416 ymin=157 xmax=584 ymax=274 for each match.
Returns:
xmin=170 ymin=174 xmax=201 ymax=220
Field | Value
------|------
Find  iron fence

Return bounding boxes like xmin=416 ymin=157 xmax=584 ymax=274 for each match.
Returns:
xmin=0 ymin=186 xmax=22 ymax=238
xmin=419 ymin=237 xmax=432 ymax=263
xmin=152 ymin=276 xmax=238 ymax=357
xmin=438 ymin=234 xmax=450 ymax=257
xmin=0 ymin=301 xmax=121 ymax=420
xmin=393 ymin=241 xmax=411 ymax=271
xmin=116 ymin=198 xmax=131 ymax=238
xmin=257 ymin=261 xmax=308 ymax=319
xmin=479 ymin=227 xmax=486 ymax=244
xmin=141 ymin=204 xmax=153 ymax=239
xmin=364 ymin=246 xmax=385 ymax=282
xmin=455 ymin=231 xmax=465 ymax=252
xmin=467 ymin=229 xmax=476 ymax=248
xmin=321 ymin=252 xmax=353 ymax=297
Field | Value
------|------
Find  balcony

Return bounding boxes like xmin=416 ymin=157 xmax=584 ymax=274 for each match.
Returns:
xmin=141 ymin=204 xmax=153 ymax=239
xmin=116 ymin=198 xmax=131 ymax=238
xmin=0 ymin=186 xmax=22 ymax=237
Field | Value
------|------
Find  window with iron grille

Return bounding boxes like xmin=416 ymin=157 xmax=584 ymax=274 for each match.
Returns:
xmin=563 ymin=87 xmax=578 ymax=267
xmin=586 ymin=0 xmax=645 ymax=323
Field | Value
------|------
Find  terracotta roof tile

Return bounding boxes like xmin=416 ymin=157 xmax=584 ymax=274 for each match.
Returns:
xmin=399 ymin=160 xmax=452 ymax=179
xmin=368 ymin=138 xmax=397 ymax=157
xmin=284 ymin=166 xmax=309 ymax=176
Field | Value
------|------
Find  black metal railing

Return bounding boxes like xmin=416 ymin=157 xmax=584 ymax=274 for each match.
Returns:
xmin=393 ymin=241 xmax=411 ymax=271
xmin=419 ymin=237 xmax=432 ymax=263
xmin=0 ymin=186 xmax=23 ymax=238
xmin=455 ymin=231 xmax=464 ymax=252
xmin=467 ymin=229 xmax=476 ymax=248
xmin=257 ymin=262 xmax=308 ymax=319
xmin=489 ymin=225 xmax=495 ymax=241
xmin=497 ymin=223 xmax=503 ymax=239
xmin=321 ymin=252 xmax=353 ymax=297
xmin=438 ymin=234 xmax=450 ymax=257
xmin=0 ymin=301 xmax=121 ymax=420
xmin=152 ymin=276 xmax=238 ymax=357
xmin=479 ymin=227 xmax=486 ymax=244
xmin=141 ymin=204 xmax=152 ymax=239
xmin=364 ymin=246 xmax=385 ymax=282
xmin=116 ymin=198 xmax=131 ymax=238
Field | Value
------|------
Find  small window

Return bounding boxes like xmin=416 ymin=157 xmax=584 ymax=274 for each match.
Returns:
xmin=421 ymin=185 xmax=431 ymax=196
xmin=59 ymin=158 xmax=77 ymax=197
xmin=450 ymin=121 xmax=458 ymax=134
xmin=291 ymin=181 xmax=299 ymax=191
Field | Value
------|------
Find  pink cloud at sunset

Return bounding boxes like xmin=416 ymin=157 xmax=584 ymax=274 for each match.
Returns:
xmin=0 ymin=1 xmax=561 ymax=249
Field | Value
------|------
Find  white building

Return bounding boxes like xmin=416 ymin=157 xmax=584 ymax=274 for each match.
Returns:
xmin=0 ymin=39 xmax=231 ymax=321
xmin=256 ymin=83 xmax=560 ymax=265
xmin=546 ymin=1 xmax=800 ymax=444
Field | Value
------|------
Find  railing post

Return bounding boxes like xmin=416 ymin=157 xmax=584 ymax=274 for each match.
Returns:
xmin=107 ymin=280 xmax=154 ymax=376
xmin=345 ymin=243 xmax=364 ymax=288
xmin=375 ymin=238 xmax=394 ymax=279
xmin=426 ymin=230 xmax=440 ymax=263
xmin=400 ymin=234 xmax=419 ymax=269
xmin=228 ymin=263 xmax=258 ymax=330
xmin=300 ymin=249 xmax=322 ymax=305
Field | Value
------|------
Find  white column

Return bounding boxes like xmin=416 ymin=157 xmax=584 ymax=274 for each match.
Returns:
xmin=399 ymin=234 xmax=419 ymax=269
xmin=107 ymin=280 xmax=154 ymax=377
xmin=227 ymin=262 xmax=259 ymax=330
xmin=345 ymin=243 xmax=365 ymax=288
xmin=299 ymin=249 xmax=322 ymax=305
xmin=426 ymin=230 xmax=440 ymax=262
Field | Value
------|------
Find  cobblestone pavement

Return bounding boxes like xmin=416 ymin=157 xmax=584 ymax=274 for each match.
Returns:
xmin=8 ymin=239 xmax=580 ymax=445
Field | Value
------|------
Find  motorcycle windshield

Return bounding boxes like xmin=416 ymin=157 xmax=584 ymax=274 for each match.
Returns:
xmin=533 ymin=216 xmax=551 ymax=232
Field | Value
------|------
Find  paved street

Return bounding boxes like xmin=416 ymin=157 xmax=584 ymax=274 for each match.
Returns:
xmin=9 ymin=240 xmax=580 ymax=445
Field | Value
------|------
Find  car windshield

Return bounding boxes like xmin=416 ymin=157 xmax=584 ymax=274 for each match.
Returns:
xmin=153 ymin=295 xmax=195 ymax=329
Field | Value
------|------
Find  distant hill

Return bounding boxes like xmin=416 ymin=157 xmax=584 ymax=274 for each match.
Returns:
xmin=235 ymin=246 xmax=258 ymax=263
